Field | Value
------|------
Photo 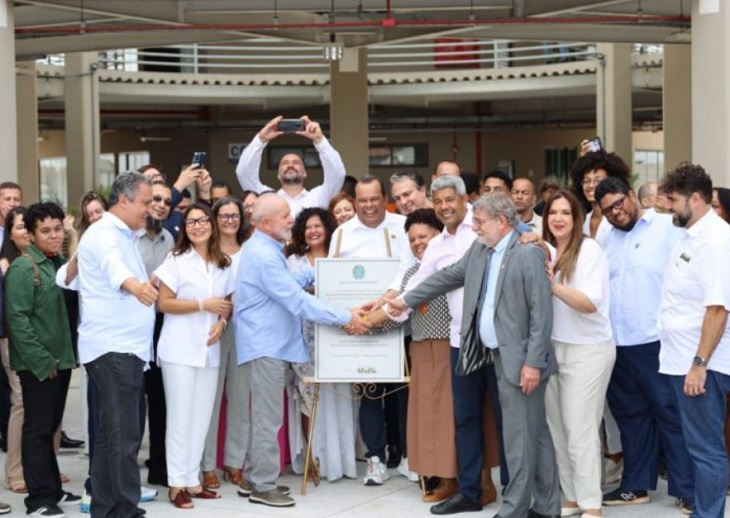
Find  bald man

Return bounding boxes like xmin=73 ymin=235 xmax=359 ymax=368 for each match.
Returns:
xmin=637 ymin=182 xmax=658 ymax=209
xmin=233 ymin=193 xmax=369 ymax=508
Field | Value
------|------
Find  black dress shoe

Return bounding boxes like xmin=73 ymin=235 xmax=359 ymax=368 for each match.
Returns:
xmin=430 ymin=493 xmax=482 ymax=515
xmin=60 ymin=431 xmax=85 ymax=449
xmin=528 ymin=509 xmax=559 ymax=518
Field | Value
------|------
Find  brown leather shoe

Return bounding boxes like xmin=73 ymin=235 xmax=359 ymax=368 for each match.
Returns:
xmin=222 ymin=466 xmax=243 ymax=486
xmin=423 ymin=478 xmax=458 ymax=503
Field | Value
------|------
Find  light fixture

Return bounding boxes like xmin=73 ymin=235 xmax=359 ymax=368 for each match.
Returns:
xmin=323 ymin=33 xmax=343 ymax=61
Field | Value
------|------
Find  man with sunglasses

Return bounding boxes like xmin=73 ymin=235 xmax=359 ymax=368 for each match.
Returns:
xmin=137 ymin=181 xmax=176 ymax=488
xmin=594 ymin=177 xmax=694 ymax=513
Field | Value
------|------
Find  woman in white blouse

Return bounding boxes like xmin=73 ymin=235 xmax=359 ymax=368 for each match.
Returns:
xmin=155 ymin=203 xmax=234 ymax=508
xmin=542 ymin=189 xmax=616 ymax=518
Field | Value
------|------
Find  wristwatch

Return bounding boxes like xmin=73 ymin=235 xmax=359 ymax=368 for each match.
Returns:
xmin=693 ymin=355 xmax=707 ymax=367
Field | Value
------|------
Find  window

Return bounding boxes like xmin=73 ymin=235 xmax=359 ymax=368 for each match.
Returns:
xmin=40 ymin=157 xmax=68 ymax=207
xmin=544 ymin=147 xmax=578 ymax=186
xmin=369 ymin=144 xmax=429 ymax=168
xmin=118 ymin=151 xmax=151 ymax=174
xmin=633 ymin=149 xmax=664 ymax=185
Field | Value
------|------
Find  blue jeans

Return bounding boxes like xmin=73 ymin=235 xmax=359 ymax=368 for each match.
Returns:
xmin=669 ymin=371 xmax=730 ymax=518
xmin=86 ymin=353 xmax=145 ymax=518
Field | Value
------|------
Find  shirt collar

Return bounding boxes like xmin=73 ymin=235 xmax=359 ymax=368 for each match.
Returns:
xmin=493 ymin=229 xmax=514 ymax=254
xmin=104 ymin=211 xmax=143 ymax=238
xmin=252 ymin=228 xmax=286 ymax=251
xmin=687 ymin=208 xmax=717 ymax=238
xmin=277 ymin=188 xmax=309 ymax=201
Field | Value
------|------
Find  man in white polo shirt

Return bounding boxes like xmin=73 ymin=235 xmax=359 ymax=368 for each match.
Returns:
xmin=235 ymin=115 xmax=345 ymax=216
xmin=658 ymin=163 xmax=730 ymax=518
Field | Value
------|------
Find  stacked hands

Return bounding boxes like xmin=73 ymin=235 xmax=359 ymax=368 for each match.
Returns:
xmin=341 ymin=297 xmax=406 ymax=336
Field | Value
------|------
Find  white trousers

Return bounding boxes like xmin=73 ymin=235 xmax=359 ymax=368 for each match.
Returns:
xmin=546 ymin=340 xmax=616 ymax=509
xmin=161 ymin=360 xmax=219 ymax=488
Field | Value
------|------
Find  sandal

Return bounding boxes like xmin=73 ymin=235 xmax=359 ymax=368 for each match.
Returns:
xmin=222 ymin=466 xmax=243 ymax=486
xmin=189 ymin=488 xmax=221 ymax=499
xmin=202 ymin=471 xmax=220 ymax=490
xmin=169 ymin=489 xmax=194 ymax=509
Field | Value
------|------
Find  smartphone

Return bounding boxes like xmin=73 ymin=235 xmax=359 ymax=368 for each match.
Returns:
xmin=192 ymin=151 xmax=206 ymax=168
xmin=277 ymin=119 xmax=305 ymax=133
xmin=588 ymin=137 xmax=602 ymax=152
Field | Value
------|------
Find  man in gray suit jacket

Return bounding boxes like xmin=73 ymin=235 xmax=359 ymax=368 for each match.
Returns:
xmin=388 ymin=193 xmax=560 ymax=518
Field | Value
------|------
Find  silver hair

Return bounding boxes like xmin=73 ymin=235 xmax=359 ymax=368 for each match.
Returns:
xmin=250 ymin=192 xmax=281 ymax=224
xmin=473 ymin=193 xmax=519 ymax=227
xmin=430 ymin=175 xmax=466 ymax=197
xmin=107 ymin=172 xmax=152 ymax=208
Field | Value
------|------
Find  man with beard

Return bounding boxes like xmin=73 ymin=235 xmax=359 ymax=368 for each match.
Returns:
xmin=594 ymin=178 xmax=694 ymax=512
xmin=137 ymin=181 xmax=175 ymax=487
xmin=387 ymin=193 xmax=559 ymax=518
xmin=234 ymin=193 xmax=369 ymax=507
xmin=235 ymin=116 xmax=345 ymax=216
xmin=658 ymin=164 xmax=730 ymax=518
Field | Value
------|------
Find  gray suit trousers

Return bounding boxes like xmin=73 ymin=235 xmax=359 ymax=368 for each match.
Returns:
xmin=494 ymin=356 xmax=560 ymax=518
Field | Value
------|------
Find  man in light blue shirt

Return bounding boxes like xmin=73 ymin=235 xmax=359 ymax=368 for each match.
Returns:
xmin=234 ymin=193 xmax=369 ymax=508
xmin=77 ymin=172 xmax=158 ymax=518
xmin=595 ymin=177 xmax=693 ymax=511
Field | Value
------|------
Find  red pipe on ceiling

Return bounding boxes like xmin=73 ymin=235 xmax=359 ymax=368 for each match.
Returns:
xmin=15 ymin=15 xmax=690 ymax=34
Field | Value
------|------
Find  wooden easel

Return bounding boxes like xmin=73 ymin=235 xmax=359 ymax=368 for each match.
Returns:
xmin=299 ymin=352 xmax=411 ymax=495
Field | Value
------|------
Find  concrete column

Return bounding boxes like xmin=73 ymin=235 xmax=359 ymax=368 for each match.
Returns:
xmin=663 ymin=45 xmax=691 ymax=170
xmin=691 ymin=1 xmax=730 ymax=185
xmin=329 ymin=48 xmax=369 ymax=177
xmin=0 ymin=0 xmax=17 ymax=182
xmin=65 ymin=52 xmax=100 ymax=207
xmin=16 ymin=61 xmax=39 ymax=200
xmin=595 ymin=43 xmax=632 ymax=162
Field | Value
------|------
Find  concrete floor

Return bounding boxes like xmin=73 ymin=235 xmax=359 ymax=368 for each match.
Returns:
xmin=1 ymin=370 xmax=726 ymax=518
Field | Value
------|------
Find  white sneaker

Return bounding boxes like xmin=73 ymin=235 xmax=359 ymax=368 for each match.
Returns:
xmin=139 ymin=486 xmax=158 ymax=503
xmin=397 ymin=457 xmax=419 ymax=482
xmin=363 ymin=456 xmax=390 ymax=486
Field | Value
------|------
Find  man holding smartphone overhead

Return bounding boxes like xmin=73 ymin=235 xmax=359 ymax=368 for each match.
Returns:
xmin=235 ymin=116 xmax=346 ymax=216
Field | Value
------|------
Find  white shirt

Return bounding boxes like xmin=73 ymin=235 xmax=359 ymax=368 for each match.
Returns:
xmin=525 ymin=212 xmax=543 ymax=235
xmin=402 ymin=209 xmax=476 ymax=349
xmin=329 ymin=212 xmax=416 ymax=286
xmin=551 ymin=238 xmax=613 ymax=345
xmin=602 ymin=209 xmax=681 ymax=345
xmin=77 ymin=212 xmax=156 ymax=364
xmin=235 ymin=134 xmax=346 ymax=216
xmin=583 ymin=210 xmax=611 ymax=246
xmin=659 ymin=210 xmax=730 ymax=376
xmin=154 ymin=249 xmax=235 ymax=368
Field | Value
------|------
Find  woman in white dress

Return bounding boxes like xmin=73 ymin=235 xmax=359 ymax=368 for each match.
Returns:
xmin=155 ymin=203 xmax=234 ymax=508
xmin=285 ymin=207 xmax=358 ymax=482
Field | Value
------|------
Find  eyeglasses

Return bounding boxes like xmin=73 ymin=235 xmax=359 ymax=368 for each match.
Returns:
xmin=582 ymin=177 xmax=607 ymax=187
xmin=218 ymin=213 xmax=241 ymax=222
xmin=152 ymin=195 xmax=172 ymax=207
xmin=184 ymin=216 xmax=211 ymax=227
xmin=600 ymin=195 xmax=627 ymax=216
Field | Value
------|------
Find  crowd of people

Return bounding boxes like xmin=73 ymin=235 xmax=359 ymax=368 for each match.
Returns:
xmin=0 ymin=115 xmax=729 ymax=518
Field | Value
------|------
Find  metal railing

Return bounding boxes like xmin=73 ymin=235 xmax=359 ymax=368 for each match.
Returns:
xmin=38 ymin=41 xmax=661 ymax=73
